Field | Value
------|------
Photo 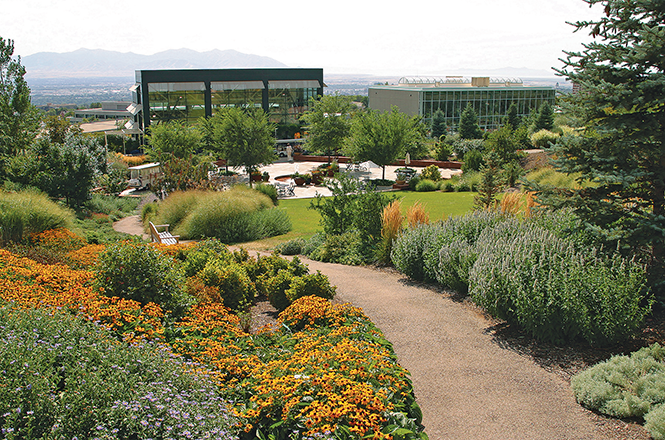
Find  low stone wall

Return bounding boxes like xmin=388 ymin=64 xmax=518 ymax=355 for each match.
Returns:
xmin=293 ymin=154 xmax=462 ymax=169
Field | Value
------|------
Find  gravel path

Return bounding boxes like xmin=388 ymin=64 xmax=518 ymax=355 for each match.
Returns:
xmin=112 ymin=216 xmax=644 ymax=439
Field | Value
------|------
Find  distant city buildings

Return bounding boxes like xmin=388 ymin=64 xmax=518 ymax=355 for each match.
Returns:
xmin=369 ymin=76 xmax=556 ymax=131
xmin=70 ymin=101 xmax=132 ymax=123
xmin=127 ymin=68 xmax=324 ymax=135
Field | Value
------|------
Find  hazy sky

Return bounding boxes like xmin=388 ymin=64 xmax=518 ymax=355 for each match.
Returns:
xmin=0 ymin=0 xmax=603 ymax=76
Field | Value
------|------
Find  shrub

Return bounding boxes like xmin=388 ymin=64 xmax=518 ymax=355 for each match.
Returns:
xmin=264 ymin=269 xmax=296 ymax=311
xmin=461 ymin=149 xmax=484 ymax=172
xmin=530 ymin=129 xmax=559 ymax=148
xmin=85 ymin=194 xmax=139 ymax=219
xmin=198 ymin=260 xmax=257 ymax=311
xmin=415 ymin=179 xmax=438 ymax=192
xmin=179 ymin=239 xmax=232 ymax=277
xmin=285 ymin=271 xmax=336 ymax=303
xmin=163 ymin=187 xmax=290 ymax=243
xmin=309 ymin=230 xmax=367 ymax=265
xmin=391 ymin=223 xmax=440 ymax=282
xmin=420 ymin=164 xmax=442 ymax=181
xmin=95 ymin=242 xmax=192 ymax=319
xmin=469 ymin=219 xmax=651 ymax=345
xmin=573 ymin=343 xmax=665 ymax=440
xmin=254 ymin=182 xmax=278 ymax=205
xmin=0 ymin=304 xmax=239 ymax=439
xmin=275 ymin=237 xmax=306 ymax=255
xmin=0 ymin=190 xmax=74 ymax=244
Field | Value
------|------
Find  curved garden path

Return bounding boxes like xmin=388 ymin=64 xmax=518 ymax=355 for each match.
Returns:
xmin=113 ymin=216 xmax=641 ymax=440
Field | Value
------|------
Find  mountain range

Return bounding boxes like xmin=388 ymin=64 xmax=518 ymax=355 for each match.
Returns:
xmin=22 ymin=48 xmax=288 ymax=78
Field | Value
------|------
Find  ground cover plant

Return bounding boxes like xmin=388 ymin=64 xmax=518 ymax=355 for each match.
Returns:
xmin=0 ymin=232 xmax=427 ymax=439
xmin=572 ymin=343 xmax=665 ymax=440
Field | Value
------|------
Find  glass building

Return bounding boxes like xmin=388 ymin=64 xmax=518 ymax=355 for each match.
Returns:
xmin=369 ymin=76 xmax=556 ymax=131
xmin=128 ymin=68 xmax=324 ymax=133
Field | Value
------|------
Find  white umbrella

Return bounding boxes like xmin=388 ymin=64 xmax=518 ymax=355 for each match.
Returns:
xmin=359 ymin=160 xmax=379 ymax=169
xmin=405 ymin=153 xmax=411 ymax=166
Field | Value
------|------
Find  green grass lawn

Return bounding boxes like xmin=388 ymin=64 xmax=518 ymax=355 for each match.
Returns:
xmin=241 ymin=190 xmax=476 ymax=250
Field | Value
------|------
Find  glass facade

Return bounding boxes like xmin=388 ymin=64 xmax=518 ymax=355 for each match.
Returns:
xmin=267 ymin=80 xmax=320 ymax=125
xmin=147 ymin=82 xmax=206 ymax=124
xmin=133 ymin=69 xmax=324 ymax=132
xmin=420 ymin=87 xmax=555 ymax=130
xmin=211 ymin=81 xmax=264 ymax=112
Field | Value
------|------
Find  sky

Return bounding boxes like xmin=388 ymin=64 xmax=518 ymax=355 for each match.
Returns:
xmin=0 ymin=0 xmax=604 ymax=77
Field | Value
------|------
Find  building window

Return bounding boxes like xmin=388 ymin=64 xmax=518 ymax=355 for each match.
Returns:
xmin=147 ymin=82 xmax=206 ymax=125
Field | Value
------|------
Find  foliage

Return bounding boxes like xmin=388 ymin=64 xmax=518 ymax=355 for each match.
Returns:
xmin=420 ymin=164 xmax=442 ymax=181
xmin=253 ymin=182 xmax=278 ymax=205
xmin=145 ymin=120 xmax=200 ymax=160
xmin=461 ymin=149 xmax=485 ymax=172
xmin=474 ymin=151 xmax=504 ymax=211
xmin=406 ymin=201 xmax=429 ymax=228
xmin=154 ymin=153 xmax=213 ymax=194
xmin=469 ymin=218 xmax=651 ymax=345
xmin=452 ymin=138 xmax=484 ymax=161
xmin=377 ymin=200 xmax=404 ymax=265
xmin=533 ymin=101 xmax=554 ymax=132
xmin=346 ymin=106 xmax=424 ymax=180
xmin=8 ymin=133 xmax=106 ymax=208
xmin=199 ymin=260 xmax=257 ymax=311
xmin=301 ymin=93 xmax=354 ymax=159
xmin=484 ymin=124 xmax=521 ymax=165
xmin=208 ymin=107 xmax=276 ymax=184
xmin=309 ymin=230 xmax=367 ymax=266
xmin=415 ymin=179 xmax=438 ymax=192
xmin=275 ymin=237 xmax=307 ymax=256
xmin=530 ymin=129 xmax=559 ymax=148
xmin=540 ymin=0 xmax=665 ymax=295
xmin=95 ymin=241 xmax=192 ymax=319
xmin=0 ymin=37 xmax=40 ymax=180
xmin=572 ymin=343 xmax=665 ymax=439
xmin=458 ymin=103 xmax=483 ymax=139
xmin=85 ymin=193 xmax=139 ymax=219
xmin=154 ymin=187 xmax=291 ymax=243
xmin=285 ymin=271 xmax=336 ymax=303
xmin=430 ymin=108 xmax=447 ymax=139
xmin=0 ymin=189 xmax=74 ymax=244
xmin=504 ymin=102 xmax=521 ymax=129
xmin=0 ymin=304 xmax=239 ymax=439
xmin=502 ymin=160 xmax=525 ymax=188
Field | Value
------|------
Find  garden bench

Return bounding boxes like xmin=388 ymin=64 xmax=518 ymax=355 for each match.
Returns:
xmin=149 ymin=222 xmax=180 ymax=245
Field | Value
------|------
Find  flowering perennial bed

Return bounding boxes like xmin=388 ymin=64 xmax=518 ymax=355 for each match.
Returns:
xmin=0 ymin=231 xmax=427 ymax=440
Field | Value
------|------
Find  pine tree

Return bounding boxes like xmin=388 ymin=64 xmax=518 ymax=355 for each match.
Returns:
xmin=537 ymin=0 xmax=665 ymax=292
xmin=504 ymin=102 xmax=521 ymax=129
xmin=458 ymin=103 xmax=483 ymax=139
xmin=430 ymin=108 xmax=447 ymax=139
xmin=534 ymin=102 xmax=554 ymax=131
xmin=474 ymin=150 xmax=504 ymax=211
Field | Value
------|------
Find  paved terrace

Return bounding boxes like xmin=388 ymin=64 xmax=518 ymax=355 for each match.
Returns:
xmin=256 ymin=158 xmax=463 ymax=199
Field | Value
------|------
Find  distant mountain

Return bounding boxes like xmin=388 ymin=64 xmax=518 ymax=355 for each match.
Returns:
xmin=23 ymin=48 xmax=288 ymax=78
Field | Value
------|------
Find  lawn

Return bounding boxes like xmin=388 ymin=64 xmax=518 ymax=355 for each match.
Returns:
xmin=242 ymin=190 xmax=476 ymax=250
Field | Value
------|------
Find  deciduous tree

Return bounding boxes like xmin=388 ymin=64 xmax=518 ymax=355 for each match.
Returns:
xmin=0 ymin=37 xmax=39 ymax=178
xmin=301 ymin=94 xmax=353 ymax=162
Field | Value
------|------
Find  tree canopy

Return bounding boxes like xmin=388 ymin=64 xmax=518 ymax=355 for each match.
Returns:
xmin=430 ymin=108 xmax=447 ymax=139
xmin=145 ymin=121 xmax=201 ymax=161
xmin=346 ymin=107 xmax=423 ymax=180
xmin=536 ymin=0 xmax=665 ymax=292
xmin=301 ymin=94 xmax=354 ymax=161
xmin=212 ymin=107 xmax=275 ymax=183
xmin=0 ymin=37 xmax=39 ymax=178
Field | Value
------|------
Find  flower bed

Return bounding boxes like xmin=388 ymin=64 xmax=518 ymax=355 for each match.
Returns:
xmin=0 ymin=232 xmax=427 ymax=439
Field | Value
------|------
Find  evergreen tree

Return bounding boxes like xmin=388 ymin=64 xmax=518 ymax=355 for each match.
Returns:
xmin=536 ymin=0 xmax=665 ymax=292
xmin=504 ymin=102 xmax=521 ymax=129
xmin=474 ymin=150 xmax=504 ymax=211
xmin=534 ymin=101 xmax=554 ymax=131
xmin=430 ymin=108 xmax=447 ymax=139
xmin=458 ymin=103 xmax=483 ymax=139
